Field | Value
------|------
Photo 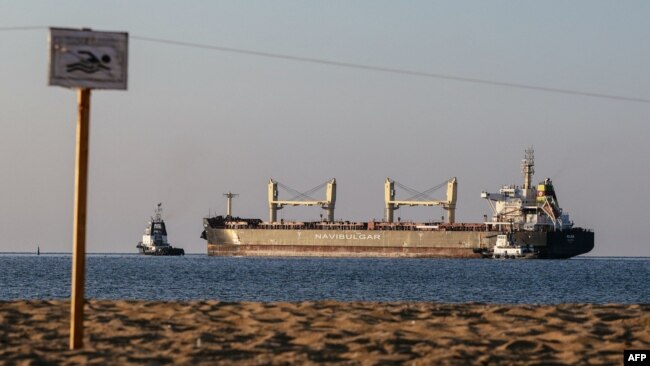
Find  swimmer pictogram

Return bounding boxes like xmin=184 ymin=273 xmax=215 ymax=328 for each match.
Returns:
xmin=49 ymin=28 xmax=128 ymax=89
xmin=66 ymin=51 xmax=111 ymax=74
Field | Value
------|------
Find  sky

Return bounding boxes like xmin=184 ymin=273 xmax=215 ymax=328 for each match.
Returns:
xmin=1 ymin=1 xmax=649 ymax=255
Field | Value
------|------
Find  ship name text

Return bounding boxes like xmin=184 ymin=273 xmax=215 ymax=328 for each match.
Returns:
xmin=314 ymin=233 xmax=381 ymax=240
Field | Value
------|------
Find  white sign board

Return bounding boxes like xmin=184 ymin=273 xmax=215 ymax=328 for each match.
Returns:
xmin=49 ymin=28 xmax=128 ymax=90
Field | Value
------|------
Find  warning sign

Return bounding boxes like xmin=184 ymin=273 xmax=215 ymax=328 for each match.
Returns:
xmin=49 ymin=28 xmax=128 ymax=90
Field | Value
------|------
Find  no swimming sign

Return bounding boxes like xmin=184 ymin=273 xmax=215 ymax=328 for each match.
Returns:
xmin=48 ymin=28 xmax=128 ymax=90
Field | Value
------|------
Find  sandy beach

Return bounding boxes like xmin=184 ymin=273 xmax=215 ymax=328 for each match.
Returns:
xmin=0 ymin=300 xmax=648 ymax=365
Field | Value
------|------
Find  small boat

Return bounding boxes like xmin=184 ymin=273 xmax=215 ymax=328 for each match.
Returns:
xmin=492 ymin=233 xmax=538 ymax=259
xmin=136 ymin=203 xmax=184 ymax=256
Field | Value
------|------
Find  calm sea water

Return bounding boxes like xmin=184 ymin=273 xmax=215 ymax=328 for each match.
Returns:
xmin=1 ymin=255 xmax=648 ymax=304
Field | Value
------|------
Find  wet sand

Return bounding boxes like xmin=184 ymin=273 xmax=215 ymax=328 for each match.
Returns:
xmin=1 ymin=300 xmax=648 ymax=365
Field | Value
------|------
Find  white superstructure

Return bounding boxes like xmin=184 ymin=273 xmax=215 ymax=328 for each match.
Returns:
xmin=492 ymin=234 xmax=536 ymax=259
xmin=137 ymin=203 xmax=184 ymax=255
xmin=481 ymin=148 xmax=573 ymax=232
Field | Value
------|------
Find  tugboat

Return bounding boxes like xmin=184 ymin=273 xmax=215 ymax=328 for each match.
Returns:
xmin=491 ymin=233 xmax=538 ymax=259
xmin=137 ymin=203 xmax=185 ymax=256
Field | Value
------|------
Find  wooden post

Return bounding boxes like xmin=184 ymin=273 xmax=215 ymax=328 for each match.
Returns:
xmin=70 ymin=88 xmax=91 ymax=349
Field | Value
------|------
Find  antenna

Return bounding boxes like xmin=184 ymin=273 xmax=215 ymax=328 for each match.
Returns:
xmin=522 ymin=147 xmax=535 ymax=190
xmin=223 ymin=192 xmax=239 ymax=216
xmin=155 ymin=202 xmax=163 ymax=221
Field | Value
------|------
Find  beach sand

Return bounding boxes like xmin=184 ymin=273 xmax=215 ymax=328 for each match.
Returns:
xmin=1 ymin=300 xmax=648 ymax=365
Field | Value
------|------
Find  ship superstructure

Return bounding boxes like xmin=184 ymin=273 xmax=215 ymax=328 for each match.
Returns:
xmin=202 ymin=149 xmax=593 ymax=259
xmin=137 ymin=203 xmax=184 ymax=256
xmin=481 ymin=148 xmax=572 ymax=232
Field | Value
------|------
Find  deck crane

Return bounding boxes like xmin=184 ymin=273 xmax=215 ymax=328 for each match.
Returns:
xmin=384 ymin=177 xmax=458 ymax=223
xmin=268 ymin=178 xmax=336 ymax=223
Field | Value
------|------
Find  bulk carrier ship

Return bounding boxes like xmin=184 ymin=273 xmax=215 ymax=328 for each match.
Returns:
xmin=201 ymin=149 xmax=593 ymax=259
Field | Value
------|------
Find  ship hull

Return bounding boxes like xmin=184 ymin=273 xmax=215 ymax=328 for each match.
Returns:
xmin=208 ymin=243 xmax=481 ymax=258
xmin=204 ymin=226 xmax=593 ymax=259
xmin=543 ymin=230 xmax=594 ymax=259
xmin=137 ymin=245 xmax=185 ymax=256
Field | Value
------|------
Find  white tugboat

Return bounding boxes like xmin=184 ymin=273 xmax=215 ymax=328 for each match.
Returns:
xmin=491 ymin=233 xmax=538 ymax=259
xmin=136 ymin=203 xmax=185 ymax=256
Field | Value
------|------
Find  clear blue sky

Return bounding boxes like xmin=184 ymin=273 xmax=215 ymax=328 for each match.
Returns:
xmin=1 ymin=1 xmax=649 ymax=255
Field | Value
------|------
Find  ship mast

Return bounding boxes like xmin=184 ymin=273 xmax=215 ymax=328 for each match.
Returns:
xmin=223 ymin=192 xmax=239 ymax=217
xmin=521 ymin=147 xmax=535 ymax=203
xmin=154 ymin=202 xmax=162 ymax=222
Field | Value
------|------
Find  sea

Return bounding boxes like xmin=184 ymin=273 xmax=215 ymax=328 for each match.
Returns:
xmin=1 ymin=254 xmax=648 ymax=304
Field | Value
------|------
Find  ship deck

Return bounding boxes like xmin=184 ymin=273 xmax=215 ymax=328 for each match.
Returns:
xmin=219 ymin=219 xmax=493 ymax=232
